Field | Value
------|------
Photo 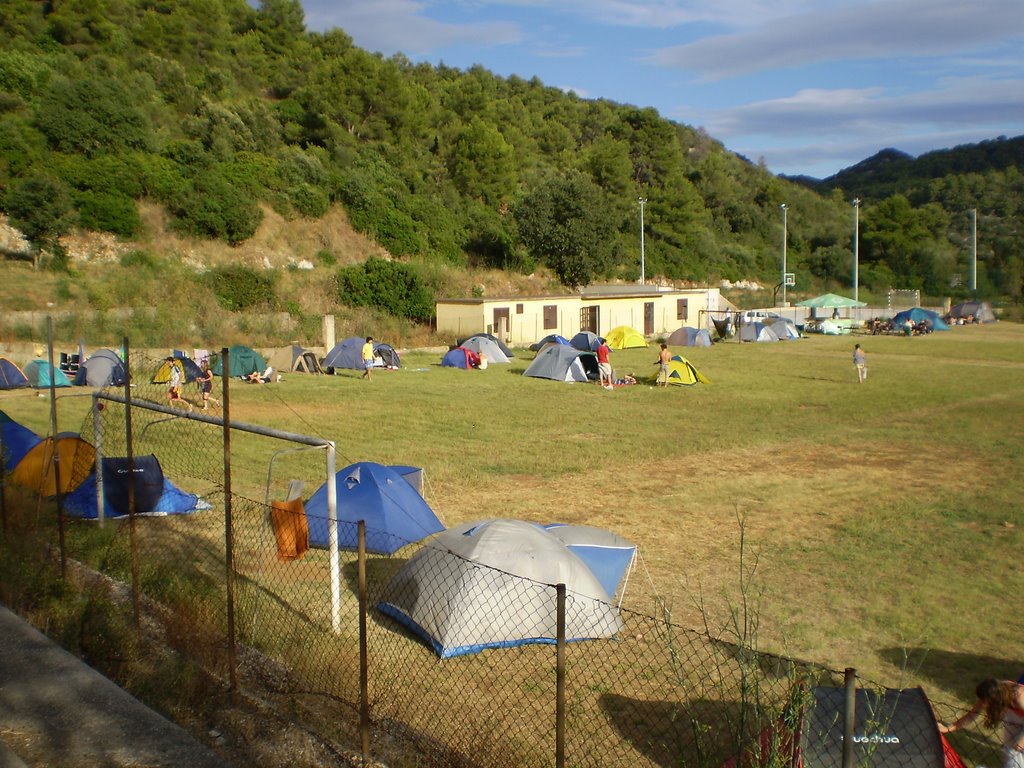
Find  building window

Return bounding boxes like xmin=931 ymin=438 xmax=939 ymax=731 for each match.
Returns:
xmin=677 ymin=299 xmax=689 ymax=321
xmin=543 ymin=305 xmax=558 ymax=330
xmin=516 ymin=303 xmax=524 ymax=314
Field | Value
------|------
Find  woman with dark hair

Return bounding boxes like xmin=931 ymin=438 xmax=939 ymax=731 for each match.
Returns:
xmin=940 ymin=678 xmax=1024 ymax=767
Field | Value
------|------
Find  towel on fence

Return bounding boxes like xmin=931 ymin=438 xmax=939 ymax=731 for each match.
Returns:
xmin=271 ymin=498 xmax=309 ymax=562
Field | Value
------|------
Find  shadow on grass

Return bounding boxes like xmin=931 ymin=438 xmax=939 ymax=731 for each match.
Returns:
xmin=879 ymin=646 xmax=1024 ymax=697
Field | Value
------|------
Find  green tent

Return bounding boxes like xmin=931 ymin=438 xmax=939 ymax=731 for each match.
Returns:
xmin=210 ymin=346 xmax=266 ymax=378
xmin=796 ymin=293 xmax=866 ymax=308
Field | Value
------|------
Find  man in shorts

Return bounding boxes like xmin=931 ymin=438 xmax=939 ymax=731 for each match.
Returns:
xmin=656 ymin=343 xmax=672 ymax=386
xmin=596 ymin=338 xmax=612 ymax=390
xmin=361 ymin=337 xmax=375 ymax=381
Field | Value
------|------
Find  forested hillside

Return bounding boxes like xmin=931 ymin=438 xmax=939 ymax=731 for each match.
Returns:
xmin=0 ymin=0 xmax=1019 ymax=311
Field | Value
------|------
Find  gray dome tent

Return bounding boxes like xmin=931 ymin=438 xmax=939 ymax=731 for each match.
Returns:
xmin=378 ymin=519 xmax=624 ymax=658
xmin=523 ymin=344 xmax=599 ymax=382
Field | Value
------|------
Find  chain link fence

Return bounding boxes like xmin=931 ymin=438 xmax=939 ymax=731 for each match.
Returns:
xmin=0 ymin=347 xmax=1007 ymax=767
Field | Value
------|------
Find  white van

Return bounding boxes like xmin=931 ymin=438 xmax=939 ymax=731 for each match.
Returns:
xmin=738 ymin=310 xmax=778 ymax=325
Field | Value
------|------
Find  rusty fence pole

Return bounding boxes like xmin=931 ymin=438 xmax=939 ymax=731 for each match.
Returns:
xmin=843 ymin=667 xmax=856 ymax=768
xmin=556 ymin=583 xmax=566 ymax=768
xmin=358 ymin=520 xmax=370 ymax=763
xmin=46 ymin=319 xmax=67 ymax=577
xmin=221 ymin=348 xmax=238 ymax=703
xmin=122 ymin=336 xmax=140 ymax=628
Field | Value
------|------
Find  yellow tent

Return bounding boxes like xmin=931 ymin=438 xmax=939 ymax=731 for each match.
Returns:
xmin=667 ymin=355 xmax=710 ymax=386
xmin=605 ymin=326 xmax=647 ymax=350
xmin=10 ymin=435 xmax=95 ymax=497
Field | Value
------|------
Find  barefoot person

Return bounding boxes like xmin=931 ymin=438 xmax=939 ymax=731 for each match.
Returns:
xmin=656 ymin=343 xmax=672 ymax=386
xmin=853 ymin=344 xmax=867 ymax=383
xmin=940 ymin=678 xmax=1024 ymax=767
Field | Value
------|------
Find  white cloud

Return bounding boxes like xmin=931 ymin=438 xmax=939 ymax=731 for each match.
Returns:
xmin=648 ymin=0 xmax=1024 ymax=80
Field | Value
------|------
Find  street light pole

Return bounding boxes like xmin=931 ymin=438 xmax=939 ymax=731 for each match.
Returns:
xmin=780 ymin=203 xmax=788 ymax=306
xmin=970 ymin=208 xmax=977 ymax=291
xmin=853 ymin=198 xmax=860 ymax=303
xmin=638 ymin=197 xmax=647 ymax=285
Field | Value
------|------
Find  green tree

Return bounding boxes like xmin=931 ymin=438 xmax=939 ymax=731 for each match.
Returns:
xmin=336 ymin=257 xmax=434 ymax=321
xmin=6 ymin=174 xmax=76 ymax=269
xmin=514 ymin=173 xmax=616 ymax=288
xmin=35 ymin=75 xmax=151 ymax=157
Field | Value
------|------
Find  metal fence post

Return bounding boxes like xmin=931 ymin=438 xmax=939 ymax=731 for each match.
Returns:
xmin=122 ymin=336 xmax=140 ymax=628
xmin=843 ymin=667 xmax=856 ymax=768
xmin=556 ymin=583 xmax=566 ymax=768
xmin=221 ymin=347 xmax=239 ymax=704
xmin=46 ymin=319 xmax=67 ymax=578
xmin=359 ymin=519 xmax=370 ymax=762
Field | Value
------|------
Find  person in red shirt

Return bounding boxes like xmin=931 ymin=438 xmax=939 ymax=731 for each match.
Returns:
xmin=596 ymin=339 xmax=612 ymax=389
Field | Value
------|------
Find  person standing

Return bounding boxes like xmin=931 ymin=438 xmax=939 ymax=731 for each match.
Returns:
xmin=940 ymin=678 xmax=1024 ymax=767
xmin=361 ymin=337 xmax=374 ymax=381
xmin=656 ymin=343 xmax=672 ymax=386
xmin=853 ymin=344 xmax=867 ymax=383
xmin=596 ymin=337 xmax=612 ymax=390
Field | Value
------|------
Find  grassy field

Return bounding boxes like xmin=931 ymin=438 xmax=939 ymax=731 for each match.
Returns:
xmin=3 ymin=322 xmax=1022 ymax=712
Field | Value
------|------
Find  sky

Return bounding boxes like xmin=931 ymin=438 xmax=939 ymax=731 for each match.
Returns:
xmin=292 ymin=0 xmax=1024 ymax=179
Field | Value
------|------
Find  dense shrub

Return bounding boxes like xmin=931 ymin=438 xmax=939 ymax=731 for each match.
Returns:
xmin=74 ymin=190 xmax=141 ymax=237
xmin=167 ymin=171 xmax=263 ymax=244
xmin=336 ymin=257 xmax=434 ymax=322
xmin=289 ymin=182 xmax=329 ymax=219
xmin=205 ymin=264 xmax=277 ymax=311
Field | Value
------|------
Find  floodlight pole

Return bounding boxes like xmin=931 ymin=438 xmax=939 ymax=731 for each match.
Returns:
xmin=852 ymin=198 xmax=860 ymax=303
xmin=638 ymin=197 xmax=647 ymax=285
xmin=780 ymin=204 xmax=788 ymax=307
xmin=970 ymin=208 xmax=977 ymax=291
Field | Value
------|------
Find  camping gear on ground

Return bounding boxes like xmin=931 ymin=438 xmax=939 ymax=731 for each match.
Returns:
xmin=666 ymin=355 xmax=710 ymax=386
xmin=378 ymin=519 xmax=625 ymax=658
xmin=569 ymin=331 xmax=602 ymax=351
xmin=0 ymin=410 xmax=42 ymax=470
xmin=458 ymin=335 xmax=510 ymax=364
xmin=440 ymin=347 xmax=481 ymax=369
xmin=22 ymin=360 xmax=72 ymax=388
xmin=947 ymin=300 xmax=995 ymax=324
xmin=738 ymin=323 xmax=780 ymax=342
xmin=529 ymin=334 xmax=570 ymax=351
xmin=892 ymin=307 xmax=950 ymax=331
xmin=456 ymin=333 xmax=514 ymax=358
xmin=304 ymin=462 xmax=443 ymax=555
xmin=796 ymin=293 xmax=867 ymax=309
xmin=604 ymin=325 xmax=647 ymax=349
xmin=542 ymin=524 xmax=637 ymax=603
xmin=74 ymin=348 xmax=127 ymax=387
xmin=9 ymin=433 xmax=94 ymax=496
xmin=666 ymin=327 xmax=712 ymax=347
xmin=210 ymin=346 xmax=266 ymax=378
xmin=0 ymin=358 xmax=29 ymax=390
xmin=523 ymin=344 xmax=599 ymax=382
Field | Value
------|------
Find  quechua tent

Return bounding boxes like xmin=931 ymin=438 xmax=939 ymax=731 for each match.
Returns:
xmin=304 ymin=462 xmax=443 ymax=555
xmin=667 ymin=355 xmax=710 ymax=386
xmin=947 ymin=300 xmax=995 ymax=323
xmin=74 ymin=348 xmax=127 ymax=387
xmin=605 ymin=326 xmax=647 ymax=349
xmin=666 ymin=327 xmax=712 ymax=347
xmin=152 ymin=356 xmax=203 ymax=384
xmin=210 ymin=346 xmax=266 ymax=378
xmin=0 ymin=358 xmax=29 ymax=389
xmin=570 ymin=331 xmax=602 ymax=351
xmin=542 ymin=524 xmax=637 ymax=602
xmin=9 ymin=433 xmax=94 ymax=496
xmin=738 ymin=323 xmax=780 ymax=342
xmin=459 ymin=335 xmax=510 ymax=364
xmin=456 ymin=333 xmax=514 ymax=358
xmin=378 ymin=519 xmax=625 ymax=658
xmin=0 ymin=410 xmax=42 ymax=470
xmin=440 ymin=347 xmax=480 ymax=369
xmin=529 ymin=334 xmax=570 ymax=351
xmin=523 ymin=345 xmax=598 ymax=382
xmin=892 ymin=308 xmax=950 ymax=331
xmin=23 ymin=360 xmax=72 ymax=388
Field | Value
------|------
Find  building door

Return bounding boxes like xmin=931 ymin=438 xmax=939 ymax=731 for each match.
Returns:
xmin=580 ymin=306 xmax=599 ymax=334
xmin=644 ymin=302 xmax=655 ymax=335
xmin=492 ymin=307 xmax=510 ymax=340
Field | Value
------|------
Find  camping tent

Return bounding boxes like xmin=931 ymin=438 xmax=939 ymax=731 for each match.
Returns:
xmin=62 ymin=455 xmax=212 ymax=519
xmin=795 ymin=293 xmax=867 ymax=309
xmin=523 ymin=344 xmax=599 ymax=382
xmin=605 ymin=326 xmax=647 ymax=350
xmin=766 ymin=317 xmax=801 ymax=340
xmin=266 ymin=345 xmax=325 ymax=374
xmin=0 ymin=410 xmax=42 ymax=470
xmin=74 ymin=348 xmax=127 ymax=387
xmin=892 ymin=308 xmax=950 ymax=331
xmin=542 ymin=524 xmax=636 ymax=602
xmin=738 ymin=323 xmax=780 ymax=342
xmin=529 ymin=334 xmax=570 ymax=351
xmin=304 ymin=462 xmax=443 ymax=555
xmin=377 ymin=519 xmax=625 ymax=658
xmin=9 ymin=433 xmax=94 ymax=496
xmin=152 ymin=356 xmax=204 ymax=385
xmin=569 ymin=331 xmax=602 ymax=351
xmin=459 ymin=335 xmax=511 ymax=364
xmin=323 ymin=337 xmax=368 ymax=370
xmin=22 ymin=360 xmax=72 ymax=388
xmin=440 ymin=347 xmax=481 ymax=369
xmin=210 ymin=346 xmax=266 ymax=378
xmin=0 ymin=358 xmax=29 ymax=389
xmin=947 ymin=300 xmax=996 ymax=324
xmin=372 ymin=342 xmax=401 ymax=369
xmin=456 ymin=333 xmax=514 ymax=358
xmin=666 ymin=327 xmax=712 ymax=347
xmin=666 ymin=355 xmax=710 ymax=386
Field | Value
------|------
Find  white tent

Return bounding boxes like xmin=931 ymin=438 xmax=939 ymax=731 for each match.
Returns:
xmin=378 ymin=519 xmax=624 ymax=657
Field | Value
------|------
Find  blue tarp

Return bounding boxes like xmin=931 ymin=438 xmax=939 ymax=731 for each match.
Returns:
xmin=305 ymin=462 xmax=443 ymax=555
xmin=62 ymin=471 xmax=211 ymax=519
